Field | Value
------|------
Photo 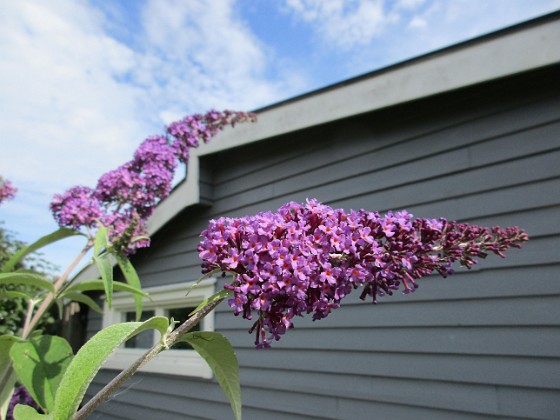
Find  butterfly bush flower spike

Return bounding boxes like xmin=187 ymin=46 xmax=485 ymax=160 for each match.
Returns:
xmin=49 ymin=110 xmax=256 ymax=254
xmin=198 ymin=199 xmax=528 ymax=348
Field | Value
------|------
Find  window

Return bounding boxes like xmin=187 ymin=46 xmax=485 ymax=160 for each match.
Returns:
xmin=102 ymin=278 xmax=216 ymax=378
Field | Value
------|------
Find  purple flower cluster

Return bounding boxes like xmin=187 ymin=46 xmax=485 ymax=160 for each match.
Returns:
xmin=167 ymin=110 xmax=256 ymax=163
xmin=199 ymin=199 xmax=528 ymax=347
xmin=0 ymin=177 xmax=17 ymax=205
xmin=50 ymin=110 xmax=256 ymax=254
xmin=7 ymin=385 xmax=41 ymax=420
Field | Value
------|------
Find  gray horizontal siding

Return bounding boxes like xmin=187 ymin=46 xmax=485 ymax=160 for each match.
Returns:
xmin=86 ymin=66 xmax=560 ymax=419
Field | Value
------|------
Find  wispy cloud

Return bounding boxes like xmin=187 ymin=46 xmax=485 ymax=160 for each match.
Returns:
xmin=282 ymin=0 xmax=399 ymax=49
xmin=281 ymin=0 xmax=560 ymax=76
xmin=138 ymin=0 xmax=295 ymax=122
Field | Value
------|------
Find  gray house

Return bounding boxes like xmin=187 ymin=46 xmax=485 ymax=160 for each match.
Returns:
xmin=84 ymin=12 xmax=560 ymax=419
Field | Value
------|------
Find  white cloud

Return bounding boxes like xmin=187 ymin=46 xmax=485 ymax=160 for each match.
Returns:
xmin=283 ymin=0 xmax=399 ymax=49
xmin=395 ymin=0 xmax=426 ymax=10
xmin=138 ymin=0 xmax=297 ymax=121
xmin=0 ymin=0 xmax=147 ymax=190
xmin=408 ymin=16 xmax=427 ymax=29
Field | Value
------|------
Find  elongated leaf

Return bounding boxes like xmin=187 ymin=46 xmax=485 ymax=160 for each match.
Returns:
xmin=10 ymin=336 xmax=74 ymax=413
xmin=1 ymin=383 xmax=16 ymax=420
xmin=178 ymin=332 xmax=241 ymax=420
xmin=13 ymin=404 xmax=52 ymax=419
xmin=0 ymin=273 xmax=54 ymax=293
xmin=53 ymin=317 xmax=169 ymax=420
xmin=114 ymin=253 xmax=143 ymax=321
xmin=189 ymin=289 xmax=232 ymax=316
xmin=59 ymin=292 xmax=102 ymax=313
xmin=1 ymin=335 xmax=19 ymax=420
xmin=61 ymin=279 xmax=150 ymax=300
xmin=2 ymin=228 xmax=83 ymax=273
xmin=93 ymin=254 xmax=113 ymax=308
xmin=0 ymin=290 xmax=33 ymax=300
xmin=93 ymin=225 xmax=109 ymax=257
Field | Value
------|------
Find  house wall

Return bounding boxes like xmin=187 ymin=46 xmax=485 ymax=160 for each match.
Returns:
xmin=86 ymin=64 xmax=560 ymax=419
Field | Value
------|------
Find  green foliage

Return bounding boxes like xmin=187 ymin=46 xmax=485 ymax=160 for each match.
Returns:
xmin=13 ymin=403 xmax=51 ymax=419
xmin=59 ymin=279 xmax=149 ymax=299
xmin=52 ymin=317 xmax=169 ymax=419
xmin=189 ymin=289 xmax=232 ymax=316
xmin=0 ymin=335 xmax=19 ymax=419
xmin=1 ymin=228 xmax=80 ymax=274
xmin=114 ymin=253 xmax=143 ymax=321
xmin=0 ymin=273 xmax=54 ymax=294
xmin=10 ymin=336 xmax=73 ymax=413
xmin=0 ymin=225 xmax=59 ymax=337
xmin=93 ymin=225 xmax=114 ymax=310
xmin=178 ymin=332 xmax=241 ymax=420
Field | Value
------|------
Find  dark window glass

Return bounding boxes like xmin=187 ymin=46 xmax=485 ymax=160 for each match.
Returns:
xmin=167 ymin=307 xmax=199 ymax=350
xmin=124 ymin=310 xmax=155 ymax=348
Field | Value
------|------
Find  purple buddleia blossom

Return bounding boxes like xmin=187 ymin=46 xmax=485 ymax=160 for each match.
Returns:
xmin=50 ymin=110 xmax=256 ymax=253
xmin=50 ymin=186 xmax=102 ymax=229
xmin=0 ymin=177 xmax=17 ymax=205
xmin=7 ymin=385 xmax=42 ymax=419
xmin=167 ymin=110 xmax=257 ymax=163
xmin=198 ymin=199 xmax=528 ymax=348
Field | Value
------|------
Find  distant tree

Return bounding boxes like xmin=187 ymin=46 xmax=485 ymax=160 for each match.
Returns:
xmin=0 ymin=223 xmax=59 ymax=336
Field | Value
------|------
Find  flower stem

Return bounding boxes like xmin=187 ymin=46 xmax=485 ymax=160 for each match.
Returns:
xmin=74 ymin=296 xmax=225 ymax=419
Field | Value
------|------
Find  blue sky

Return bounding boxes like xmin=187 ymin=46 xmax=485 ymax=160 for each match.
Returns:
xmin=1 ymin=0 xmax=559 ymax=273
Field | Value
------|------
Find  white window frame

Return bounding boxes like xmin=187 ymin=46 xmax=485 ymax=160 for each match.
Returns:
xmin=102 ymin=278 xmax=216 ymax=378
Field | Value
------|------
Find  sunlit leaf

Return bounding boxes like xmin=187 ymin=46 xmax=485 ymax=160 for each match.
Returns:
xmin=0 ymin=335 xmax=20 ymax=420
xmin=61 ymin=279 xmax=149 ymax=298
xmin=114 ymin=253 xmax=143 ymax=321
xmin=0 ymin=290 xmax=33 ymax=300
xmin=93 ymin=225 xmax=109 ymax=257
xmin=10 ymin=336 xmax=74 ymax=413
xmin=177 ymin=332 xmax=241 ymax=420
xmin=93 ymin=254 xmax=113 ymax=308
xmin=53 ymin=317 xmax=169 ymax=420
xmin=189 ymin=289 xmax=232 ymax=316
xmin=13 ymin=403 xmax=52 ymax=419
xmin=59 ymin=292 xmax=103 ymax=313
xmin=0 ymin=273 xmax=54 ymax=293
xmin=2 ymin=228 xmax=83 ymax=273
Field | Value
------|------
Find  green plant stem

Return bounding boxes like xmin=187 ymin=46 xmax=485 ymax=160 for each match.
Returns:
xmin=74 ymin=297 xmax=225 ymax=420
xmin=0 ymin=365 xmax=14 ymax=395
xmin=21 ymin=239 xmax=93 ymax=339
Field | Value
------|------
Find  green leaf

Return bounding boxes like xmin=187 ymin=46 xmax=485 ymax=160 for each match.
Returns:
xmin=0 ymin=290 xmax=33 ymax=300
xmin=0 ymin=273 xmax=54 ymax=293
xmin=2 ymin=228 xmax=83 ymax=273
xmin=0 ymin=335 xmax=20 ymax=420
xmin=10 ymin=336 xmax=74 ymax=413
xmin=93 ymin=254 xmax=113 ymax=308
xmin=1 ymin=384 xmax=15 ymax=420
xmin=189 ymin=289 xmax=232 ymax=316
xmin=61 ymin=279 xmax=147 ymax=297
xmin=53 ymin=317 xmax=169 ymax=420
xmin=59 ymin=292 xmax=103 ymax=313
xmin=13 ymin=404 xmax=52 ymax=419
xmin=178 ymin=332 xmax=241 ymax=420
xmin=114 ymin=253 xmax=143 ymax=321
xmin=93 ymin=225 xmax=109 ymax=257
